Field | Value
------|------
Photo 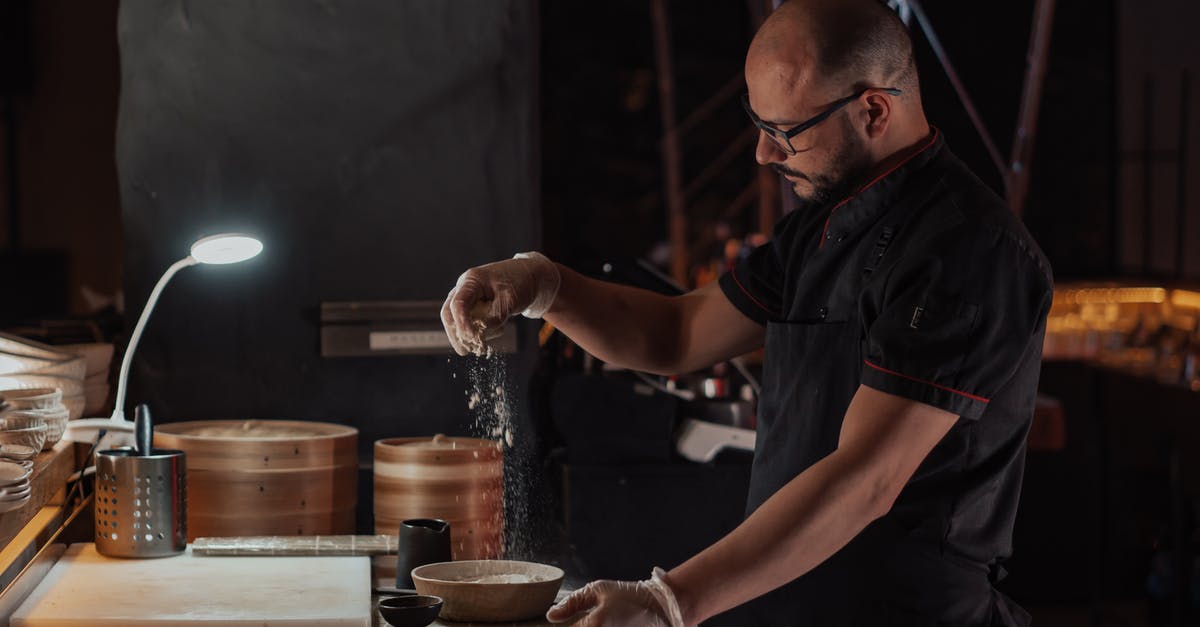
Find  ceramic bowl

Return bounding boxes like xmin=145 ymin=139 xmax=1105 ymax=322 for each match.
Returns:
xmin=0 ymin=495 xmax=29 ymax=513
xmin=411 ymin=560 xmax=564 ymax=623
xmin=0 ymin=352 xmax=60 ymax=376
xmin=57 ymin=342 xmax=114 ymax=376
xmin=27 ymin=356 xmax=86 ymax=380
xmin=0 ymin=445 xmax=38 ymax=462
xmin=377 ymin=595 xmax=443 ymax=627
xmin=0 ymin=484 xmax=31 ymax=500
xmin=4 ymin=408 xmax=67 ymax=449
xmin=0 ymin=424 xmax=47 ymax=457
xmin=0 ymin=388 xmax=62 ymax=411
xmin=0 ymin=332 xmax=71 ymax=361
xmin=0 ymin=376 xmax=82 ymax=398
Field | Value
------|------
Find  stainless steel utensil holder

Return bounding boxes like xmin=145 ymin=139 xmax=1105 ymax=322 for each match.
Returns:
xmin=95 ymin=447 xmax=187 ymax=558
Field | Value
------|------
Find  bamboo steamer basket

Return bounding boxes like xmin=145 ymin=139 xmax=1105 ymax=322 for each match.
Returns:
xmin=154 ymin=419 xmax=358 ymax=541
xmin=374 ymin=435 xmax=503 ymax=561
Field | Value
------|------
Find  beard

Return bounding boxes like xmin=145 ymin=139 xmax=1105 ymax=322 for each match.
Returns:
xmin=771 ymin=117 xmax=874 ymax=213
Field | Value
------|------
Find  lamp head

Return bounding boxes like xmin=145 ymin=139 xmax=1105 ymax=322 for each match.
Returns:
xmin=189 ymin=233 xmax=263 ymax=265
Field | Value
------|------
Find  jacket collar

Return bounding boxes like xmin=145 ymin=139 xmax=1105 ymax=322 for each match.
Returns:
xmin=818 ymin=128 xmax=944 ymax=246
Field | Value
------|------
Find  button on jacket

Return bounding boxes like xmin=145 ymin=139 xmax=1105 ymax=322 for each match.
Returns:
xmin=718 ymin=130 xmax=1052 ymax=626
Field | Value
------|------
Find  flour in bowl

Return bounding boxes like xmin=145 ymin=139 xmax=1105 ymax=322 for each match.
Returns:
xmin=458 ymin=573 xmax=546 ymax=584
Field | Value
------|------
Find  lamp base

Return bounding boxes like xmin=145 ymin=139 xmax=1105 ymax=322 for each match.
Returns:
xmin=63 ymin=417 xmax=135 ymax=450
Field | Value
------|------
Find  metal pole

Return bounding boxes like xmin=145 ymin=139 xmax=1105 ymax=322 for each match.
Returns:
xmin=1175 ymin=72 xmax=1190 ymax=279
xmin=1143 ymin=76 xmax=1154 ymax=275
xmin=905 ymin=0 xmax=1007 ymax=180
xmin=1005 ymin=0 xmax=1056 ymax=217
xmin=650 ymin=0 xmax=689 ymax=286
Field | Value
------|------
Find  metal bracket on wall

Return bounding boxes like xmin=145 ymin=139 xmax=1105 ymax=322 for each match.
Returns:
xmin=319 ymin=301 xmax=518 ymax=358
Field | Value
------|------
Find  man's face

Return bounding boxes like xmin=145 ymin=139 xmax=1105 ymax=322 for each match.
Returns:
xmin=745 ymin=59 xmax=875 ymax=211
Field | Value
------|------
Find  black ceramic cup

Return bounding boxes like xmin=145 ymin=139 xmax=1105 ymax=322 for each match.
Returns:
xmin=396 ymin=518 xmax=452 ymax=590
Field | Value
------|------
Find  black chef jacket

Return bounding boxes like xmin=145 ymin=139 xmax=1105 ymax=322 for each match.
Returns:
xmin=717 ymin=130 xmax=1052 ymax=626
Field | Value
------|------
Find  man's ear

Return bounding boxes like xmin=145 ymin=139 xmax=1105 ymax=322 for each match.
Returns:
xmin=862 ymin=91 xmax=892 ymax=139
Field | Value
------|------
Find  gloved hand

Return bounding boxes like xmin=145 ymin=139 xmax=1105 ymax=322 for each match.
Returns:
xmin=546 ymin=568 xmax=685 ymax=627
xmin=440 ymin=251 xmax=561 ymax=356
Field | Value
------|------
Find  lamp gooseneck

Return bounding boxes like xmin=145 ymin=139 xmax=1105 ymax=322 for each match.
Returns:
xmin=111 ymin=256 xmax=198 ymax=423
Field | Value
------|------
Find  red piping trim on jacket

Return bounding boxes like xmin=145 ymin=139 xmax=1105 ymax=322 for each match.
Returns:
xmin=818 ymin=128 xmax=941 ymax=249
xmin=730 ymin=268 xmax=777 ymax=317
xmin=863 ymin=358 xmax=990 ymax=404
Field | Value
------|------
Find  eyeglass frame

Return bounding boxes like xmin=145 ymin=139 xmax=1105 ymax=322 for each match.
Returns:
xmin=741 ymin=87 xmax=902 ymax=155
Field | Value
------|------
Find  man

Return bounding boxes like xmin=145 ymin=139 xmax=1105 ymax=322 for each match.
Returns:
xmin=441 ymin=0 xmax=1051 ymax=624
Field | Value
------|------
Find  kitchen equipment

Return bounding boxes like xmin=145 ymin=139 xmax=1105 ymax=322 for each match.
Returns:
xmin=25 ymin=356 xmax=86 ymax=380
xmin=675 ymin=418 xmax=756 ymax=463
xmin=94 ymin=425 xmax=187 ymax=558
xmin=0 ymin=460 xmax=32 ymax=512
xmin=377 ymin=595 xmax=443 ymax=627
xmin=0 ymin=422 xmax=48 ymax=455
xmin=0 ymin=388 xmax=61 ymax=410
xmin=0 ymin=460 xmax=31 ymax=484
xmin=374 ymin=436 xmax=503 ymax=561
xmin=192 ymin=535 xmax=398 ymax=556
xmin=154 ymin=419 xmax=357 ymax=539
xmin=0 ymin=375 xmax=82 ymax=398
xmin=0 ymin=444 xmax=38 ymax=462
xmin=0 ymin=332 xmax=71 ymax=362
xmin=62 ymin=233 xmax=263 ymax=450
xmin=396 ymin=519 xmax=451 ymax=590
xmin=0 ymin=353 xmax=62 ymax=377
xmin=3 ymin=408 xmax=68 ymax=450
xmin=410 ymin=560 xmax=564 ymax=623
xmin=134 ymin=404 xmax=152 ymax=455
xmin=56 ymin=342 xmax=114 ymax=376
xmin=11 ymin=543 xmax=371 ymax=626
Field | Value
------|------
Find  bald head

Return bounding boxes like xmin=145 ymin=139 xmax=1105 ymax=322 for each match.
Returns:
xmin=750 ymin=0 xmax=917 ymax=95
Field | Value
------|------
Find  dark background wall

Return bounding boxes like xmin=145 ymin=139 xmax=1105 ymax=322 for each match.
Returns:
xmin=1116 ymin=0 xmax=1200 ymax=278
xmin=116 ymin=0 xmax=539 ymax=447
xmin=0 ymin=0 xmax=123 ymax=316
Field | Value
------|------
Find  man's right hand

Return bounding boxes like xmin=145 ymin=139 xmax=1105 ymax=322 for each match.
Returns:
xmin=440 ymin=252 xmax=561 ymax=356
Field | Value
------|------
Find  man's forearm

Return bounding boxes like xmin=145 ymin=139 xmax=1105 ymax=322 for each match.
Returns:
xmin=544 ymin=265 xmax=689 ymax=374
xmin=666 ymin=448 xmax=893 ymax=624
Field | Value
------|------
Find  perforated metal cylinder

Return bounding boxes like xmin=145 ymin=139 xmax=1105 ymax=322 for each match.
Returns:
xmin=95 ymin=448 xmax=187 ymax=558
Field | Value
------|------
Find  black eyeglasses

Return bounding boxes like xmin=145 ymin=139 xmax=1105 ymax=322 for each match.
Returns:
xmin=741 ymin=87 xmax=902 ymax=155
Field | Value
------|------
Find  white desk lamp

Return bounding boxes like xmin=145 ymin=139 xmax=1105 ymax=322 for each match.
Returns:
xmin=63 ymin=233 xmax=263 ymax=447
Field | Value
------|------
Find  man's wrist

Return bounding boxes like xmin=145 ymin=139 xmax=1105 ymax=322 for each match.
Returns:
xmin=512 ymin=251 xmax=560 ymax=318
xmin=649 ymin=567 xmax=691 ymax=627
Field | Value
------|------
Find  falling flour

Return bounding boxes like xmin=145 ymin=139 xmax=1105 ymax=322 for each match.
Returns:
xmin=462 ymin=351 xmax=534 ymax=559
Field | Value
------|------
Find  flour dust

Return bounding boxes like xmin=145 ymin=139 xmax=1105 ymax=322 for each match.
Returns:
xmin=462 ymin=352 xmax=534 ymax=559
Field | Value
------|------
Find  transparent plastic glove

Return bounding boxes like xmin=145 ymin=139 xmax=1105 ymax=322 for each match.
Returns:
xmin=546 ymin=568 xmax=685 ymax=627
xmin=440 ymin=252 xmax=561 ymax=356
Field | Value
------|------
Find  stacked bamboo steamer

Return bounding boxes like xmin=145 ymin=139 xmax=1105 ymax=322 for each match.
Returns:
xmin=374 ymin=435 xmax=504 ymax=560
xmin=155 ymin=420 xmax=357 ymax=540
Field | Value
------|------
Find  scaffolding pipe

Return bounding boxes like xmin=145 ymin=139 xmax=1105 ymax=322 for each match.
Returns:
xmin=905 ymin=0 xmax=1008 ymax=179
xmin=650 ymin=0 xmax=689 ymax=286
xmin=1005 ymin=0 xmax=1057 ymax=216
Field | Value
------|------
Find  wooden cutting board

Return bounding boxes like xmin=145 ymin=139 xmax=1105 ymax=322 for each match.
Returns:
xmin=12 ymin=544 xmax=371 ymax=626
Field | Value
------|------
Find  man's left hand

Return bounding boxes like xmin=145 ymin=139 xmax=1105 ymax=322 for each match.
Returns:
xmin=546 ymin=579 xmax=675 ymax=626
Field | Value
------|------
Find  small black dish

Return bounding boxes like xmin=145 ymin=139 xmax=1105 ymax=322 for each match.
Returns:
xmin=378 ymin=594 xmax=444 ymax=627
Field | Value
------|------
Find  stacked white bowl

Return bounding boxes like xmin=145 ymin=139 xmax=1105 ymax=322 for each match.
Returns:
xmin=2 ymin=407 xmax=66 ymax=451
xmin=0 ymin=332 xmax=95 ymax=421
xmin=0 ymin=460 xmax=32 ymax=512
xmin=58 ymin=343 xmax=114 ymax=416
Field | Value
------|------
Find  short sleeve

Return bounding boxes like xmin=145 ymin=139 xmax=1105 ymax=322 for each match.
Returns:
xmin=719 ymin=240 xmax=784 ymax=325
xmin=860 ymin=226 xmax=1053 ymax=420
